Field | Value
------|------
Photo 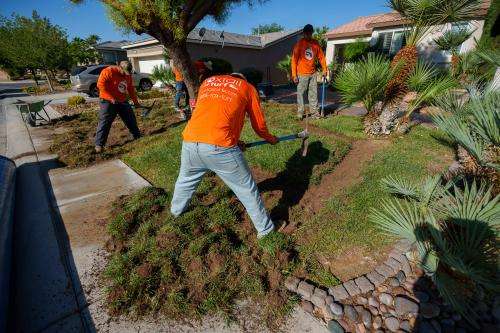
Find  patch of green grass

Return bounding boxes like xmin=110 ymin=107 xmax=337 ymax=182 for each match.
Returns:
xmin=312 ymin=115 xmax=366 ymax=139
xmin=296 ymin=126 xmax=454 ymax=286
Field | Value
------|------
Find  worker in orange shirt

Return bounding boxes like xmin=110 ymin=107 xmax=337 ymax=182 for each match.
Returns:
xmin=171 ymin=63 xmax=190 ymax=120
xmin=291 ymin=24 xmax=328 ymax=120
xmin=170 ymin=72 xmax=279 ymax=238
xmin=95 ymin=60 xmax=141 ymax=153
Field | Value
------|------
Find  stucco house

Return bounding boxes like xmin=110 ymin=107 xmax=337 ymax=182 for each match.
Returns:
xmin=95 ymin=40 xmax=129 ymax=65
xmin=325 ymin=0 xmax=491 ymax=66
xmin=122 ymin=28 xmax=302 ymax=84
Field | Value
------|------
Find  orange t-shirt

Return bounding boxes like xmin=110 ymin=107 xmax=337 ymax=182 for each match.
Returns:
xmin=182 ymin=75 xmax=274 ymax=147
xmin=291 ymin=38 xmax=327 ymax=78
xmin=97 ymin=66 xmax=138 ymax=105
xmin=172 ymin=66 xmax=183 ymax=82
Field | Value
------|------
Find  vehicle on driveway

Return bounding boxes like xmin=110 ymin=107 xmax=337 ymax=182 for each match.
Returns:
xmin=70 ymin=65 xmax=153 ymax=97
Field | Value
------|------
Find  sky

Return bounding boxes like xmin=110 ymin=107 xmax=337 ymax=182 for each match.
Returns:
xmin=0 ymin=0 xmax=388 ymax=42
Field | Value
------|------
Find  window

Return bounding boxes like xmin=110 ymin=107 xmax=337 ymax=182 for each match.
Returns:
xmin=376 ymin=30 xmax=407 ymax=56
xmin=89 ymin=66 xmax=108 ymax=75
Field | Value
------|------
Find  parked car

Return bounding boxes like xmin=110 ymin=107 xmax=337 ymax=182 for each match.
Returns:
xmin=70 ymin=65 xmax=153 ymax=97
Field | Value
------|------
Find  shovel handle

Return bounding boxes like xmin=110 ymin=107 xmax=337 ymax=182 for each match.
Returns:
xmin=245 ymin=134 xmax=298 ymax=148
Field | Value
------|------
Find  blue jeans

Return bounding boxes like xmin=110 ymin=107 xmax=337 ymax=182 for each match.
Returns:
xmin=171 ymin=142 xmax=275 ymax=238
xmin=174 ymin=81 xmax=188 ymax=109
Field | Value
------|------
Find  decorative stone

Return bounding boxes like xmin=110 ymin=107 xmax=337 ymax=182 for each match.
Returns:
xmin=327 ymin=320 xmax=345 ymax=333
xmin=330 ymin=302 xmax=344 ymax=317
xmin=355 ymin=276 xmax=375 ymax=293
xmin=397 ymin=255 xmax=412 ymax=277
xmin=394 ymin=296 xmax=419 ymax=316
xmin=355 ymin=323 xmax=366 ymax=333
xmin=395 ymin=271 xmax=406 ymax=284
xmin=387 ymin=277 xmax=400 ymax=287
xmin=385 ymin=317 xmax=400 ymax=332
xmin=324 ymin=295 xmax=334 ymax=305
xmin=413 ymin=291 xmax=430 ymax=303
xmin=400 ymin=320 xmax=411 ymax=332
xmin=358 ymin=296 xmax=368 ymax=305
xmin=311 ymin=288 xmax=328 ymax=307
xmin=385 ymin=258 xmax=401 ymax=272
xmin=379 ymin=293 xmax=394 ymax=306
xmin=360 ymin=309 xmax=372 ymax=327
xmin=368 ymin=306 xmax=379 ymax=316
xmin=297 ymin=281 xmax=315 ymax=300
xmin=368 ymin=297 xmax=379 ymax=308
xmin=375 ymin=264 xmax=394 ymax=278
xmin=380 ymin=304 xmax=388 ymax=313
xmin=392 ymin=287 xmax=406 ymax=295
xmin=394 ymin=239 xmax=412 ymax=253
xmin=421 ymin=303 xmax=441 ymax=319
xmin=284 ymin=276 xmax=300 ymax=292
xmin=329 ymin=285 xmax=349 ymax=301
xmin=301 ymin=300 xmax=314 ymax=313
xmin=366 ymin=271 xmax=385 ymax=287
xmin=343 ymin=280 xmax=361 ymax=297
xmin=322 ymin=303 xmax=335 ymax=319
xmin=389 ymin=309 xmax=397 ymax=317
xmin=344 ymin=305 xmax=358 ymax=322
xmin=377 ymin=285 xmax=388 ymax=293
xmin=373 ymin=316 xmax=382 ymax=329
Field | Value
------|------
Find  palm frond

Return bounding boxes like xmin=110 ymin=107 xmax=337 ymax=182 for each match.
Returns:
xmin=407 ymin=75 xmax=458 ymax=116
xmin=381 ymin=176 xmax=420 ymax=199
xmin=469 ymin=91 xmax=500 ymax=146
xmin=407 ymin=61 xmax=438 ymax=92
xmin=434 ymin=28 xmax=474 ymax=54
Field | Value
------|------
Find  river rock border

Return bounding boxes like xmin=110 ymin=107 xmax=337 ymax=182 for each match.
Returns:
xmin=283 ymin=238 xmax=500 ymax=332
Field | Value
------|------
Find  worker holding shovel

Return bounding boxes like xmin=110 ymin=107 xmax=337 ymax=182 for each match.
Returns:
xmin=292 ymin=24 xmax=328 ymax=120
xmin=170 ymin=73 xmax=279 ymax=238
xmin=94 ymin=60 xmax=142 ymax=153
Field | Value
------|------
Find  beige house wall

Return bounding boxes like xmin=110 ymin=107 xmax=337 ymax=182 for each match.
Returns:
xmin=125 ymin=34 xmax=301 ymax=84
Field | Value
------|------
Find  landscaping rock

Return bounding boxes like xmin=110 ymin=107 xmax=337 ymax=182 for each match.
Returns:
xmin=311 ymin=288 xmax=327 ymax=307
xmin=368 ymin=297 xmax=379 ymax=308
xmin=360 ymin=309 xmax=372 ymax=327
xmin=396 ymin=271 xmax=406 ymax=284
xmin=397 ymin=255 xmax=412 ymax=277
xmin=366 ymin=271 xmax=385 ymax=287
xmin=322 ymin=303 xmax=335 ymax=319
xmin=387 ymin=277 xmax=400 ymax=287
xmin=400 ymin=320 xmax=411 ymax=332
xmin=325 ymin=295 xmax=334 ymax=305
xmin=343 ymin=280 xmax=361 ymax=297
xmin=327 ymin=320 xmax=345 ymax=333
xmin=394 ymin=296 xmax=419 ymax=316
xmin=379 ymin=293 xmax=394 ymax=306
xmin=284 ymin=276 xmax=300 ymax=292
xmin=357 ymin=296 xmax=368 ymax=305
xmin=355 ymin=276 xmax=375 ymax=293
xmin=375 ymin=264 xmax=394 ymax=278
xmin=373 ymin=316 xmax=382 ymax=329
xmin=394 ymin=239 xmax=413 ymax=253
xmin=301 ymin=300 xmax=314 ymax=313
xmin=344 ymin=305 xmax=358 ymax=322
xmin=297 ymin=281 xmax=315 ymax=300
xmin=385 ymin=317 xmax=400 ymax=332
xmin=355 ymin=323 xmax=366 ymax=333
xmin=421 ymin=303 xmax=441 ymax=319
xmin=392 ymin=287 xmax=406 ymax=295
xmin=385 ymin=257 xmax=402 ymax=272
xmin=368 ymin=306 xmax=379 ymax=316
xmin=329 ymin=285 xmax=349 ymax=301
xmin=330 ymin=302 xmax=344 ymax=317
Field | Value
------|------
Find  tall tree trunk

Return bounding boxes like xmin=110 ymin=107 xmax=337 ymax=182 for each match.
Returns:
xmin=44 ymin=69 xmax=54 ymax=92
xmin=30 ymin=68 xmax=39 ymax=87
xmin=165 ymin=41 xmax=200 ymax=102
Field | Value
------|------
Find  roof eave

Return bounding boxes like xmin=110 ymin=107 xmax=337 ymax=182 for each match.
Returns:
xmin=326 ymin=30 xmax=372 ymax=40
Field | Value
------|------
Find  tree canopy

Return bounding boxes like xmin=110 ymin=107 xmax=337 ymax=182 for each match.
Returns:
xmin=251 ymin=23 xmax=284 ymax=35
xmin=67 ymin=35 xmax=102 ymax=66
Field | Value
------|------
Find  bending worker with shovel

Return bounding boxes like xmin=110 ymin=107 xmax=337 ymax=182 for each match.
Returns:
xmin=170 ymin=73 xmax=279 ymax=238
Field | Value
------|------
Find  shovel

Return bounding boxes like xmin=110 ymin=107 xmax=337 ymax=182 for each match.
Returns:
xmin=135 ymin=100 xmax=157 ymax=118
xmin=245 ymin=130 xmax=309 ymax=154
xmin=320 ymin=77 xmax=327 ymax=117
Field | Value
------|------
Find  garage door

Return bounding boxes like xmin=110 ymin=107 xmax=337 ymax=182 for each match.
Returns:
xmin=138 ymin=59 xmax=166 ymax=74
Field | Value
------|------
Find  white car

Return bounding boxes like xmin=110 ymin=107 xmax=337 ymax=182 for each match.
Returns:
xmin=70 ymin=64 xmax=153 ymax=97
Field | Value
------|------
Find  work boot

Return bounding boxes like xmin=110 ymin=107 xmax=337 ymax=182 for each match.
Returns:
xmin=95 ymin=146 xmax=103 ymax=153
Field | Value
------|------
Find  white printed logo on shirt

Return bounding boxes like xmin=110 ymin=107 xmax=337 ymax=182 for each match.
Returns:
xmin=118 ymin=80 xmax=127 ymax=94
xmin=305 ymin=47 xmax=314 ymax=60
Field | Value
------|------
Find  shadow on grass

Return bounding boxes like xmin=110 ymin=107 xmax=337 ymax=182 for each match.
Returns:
xmin=258 ymin=141 xmax=329 ymax=222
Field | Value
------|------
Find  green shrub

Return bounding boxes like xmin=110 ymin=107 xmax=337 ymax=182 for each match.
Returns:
xmin=239 ymin=67 xmax=263 ymax=87
xmin=67 ymin=95 xmax=86 ymax=107
xmin=276 ymin=54 xmax=292 ymax=81
xmin=344 ymin=39 xmax=370 ymax=62
xmin=150 ymin=64 xmax=174 ymax=86
xmin=199 ymin=57 xmax=233 ymax=75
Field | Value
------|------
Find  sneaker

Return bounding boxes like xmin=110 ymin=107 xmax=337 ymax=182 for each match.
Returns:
xmin=95 ymin=146 xmax=103 ymax=153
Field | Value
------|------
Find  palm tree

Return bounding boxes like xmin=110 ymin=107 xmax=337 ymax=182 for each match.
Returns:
xmin=434 ymin=28 xmax=474 ymax=73
xmin=385 ymin=0 xmax=482 ymax=98
xmin=276 ymin=54 xmax=292 ymax=81
xmin=371 ymin=175 xmax=499 ymax=328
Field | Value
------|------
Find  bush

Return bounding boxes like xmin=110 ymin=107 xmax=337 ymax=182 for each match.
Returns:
xmin=239 ymin=67 xmax=263 ymax=87
xmin=150 ymin=64 xmax=174 ymax=87
xmin=199 ymin=57 xmax=233 ymax=75
xmin=137 ymin=89 xmax=169 ymax=100
xmin=67 ymin=95 xmax=86 ymax=107
xmin=344 ymin=39 xmax=370 ymax=62
xmin=276 ymin=54 xmax=292 ymax=81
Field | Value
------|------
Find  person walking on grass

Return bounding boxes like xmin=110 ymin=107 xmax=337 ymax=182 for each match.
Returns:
xmin=170 ymin=72 xmax=279 ymax=239
xmin=292 ymin=24 xmax=328 ymax=120
xmin=94 ymin=60 xmax=142 ymax=153
xmin=172 ymin=62 xmax=190 ymax=120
